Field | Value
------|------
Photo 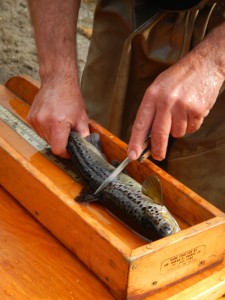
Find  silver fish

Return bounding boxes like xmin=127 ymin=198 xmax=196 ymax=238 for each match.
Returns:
xmin=67 ymin=131 xmax=180 ymax=241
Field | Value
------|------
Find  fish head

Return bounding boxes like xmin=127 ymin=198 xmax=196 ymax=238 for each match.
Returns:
xmin=145 ymin=203 xmax=181 ymax=237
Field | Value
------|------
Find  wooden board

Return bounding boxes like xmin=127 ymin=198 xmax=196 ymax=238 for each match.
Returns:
xmin=0 ymin=184 xmax=114 ymax=300
xmin=0 ymin=75 xmax=225 ymax=299
xmin=0 ymin=186 xmax=225 ymax=300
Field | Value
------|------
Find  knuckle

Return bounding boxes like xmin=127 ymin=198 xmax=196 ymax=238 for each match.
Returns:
xmin=145 ymin=86 xmax=158 ymax=99
xmin=167 ymin=90 xmax=181 ymax=104
xmin=51 ymin=146 xmax=64 ymax=157
xmin=203 ymin=109 xmax=210 ymax=118
xmin=35 ymin=113 xmax=46 ymax=125
xmin=187 ymin=127 xmax=196 ymax=133
xmin=188 ymin=106 xmax=203 ymax=120
xmin=170 ymin=122 xmax=187 ymax=138
xmin=175 ymin=100 xmax=187 ymax=111
xmin=187 ymin=119 xmax=203 ymax=133
xmin=169 ymin=91 xmax=180 ymax=102
xmin=159 ymin=93 xmax=179 ymax=111
xmin=141 ymin=100 xmax=155 ymax=111
xmin=133 ymin=119 xmax=149 ymax=131
xmin=150 ymin=131 xmax=169 ymax=161
xmin=26 ymin=113 xmax=31 ymax=124
xmin=171 ymin=129 xmax=185 ymax=138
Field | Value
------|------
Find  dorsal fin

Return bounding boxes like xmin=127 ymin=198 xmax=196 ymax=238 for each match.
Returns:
xmin=142 ymin=175 xmax=163 ymax=205
xmin=85 ymin=132 xmax=107 ymax=160
xmin=85 ymin=133 xmax=102 ymax=152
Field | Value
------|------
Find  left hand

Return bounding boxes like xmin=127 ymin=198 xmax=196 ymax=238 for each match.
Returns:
xmin=27 ymin=74 xmax=90 ymax=158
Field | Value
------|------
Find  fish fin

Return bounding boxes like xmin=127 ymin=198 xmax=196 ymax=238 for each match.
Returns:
xmin=76 ymin=186 xmax=99 ymax=203
xmin=85 ymin=133 xmax=102 ymax=152
xmin=85 ymin=132 xmax=107 ymax=159
xmin=142 ymin=175 xmax=163 ymax=205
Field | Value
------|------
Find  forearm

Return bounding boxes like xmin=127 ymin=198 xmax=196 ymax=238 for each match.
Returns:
xmin=27 ymin=0 xmax=90 ymax=157
xmin=190 ymin=21 xmax=225 ymax=80
xmin=28 ymin=0 xmax=80 ymax=83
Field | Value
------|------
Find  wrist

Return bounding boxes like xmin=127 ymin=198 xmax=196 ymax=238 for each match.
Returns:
xmin=39 ymin=62 xmax=80 ymax=87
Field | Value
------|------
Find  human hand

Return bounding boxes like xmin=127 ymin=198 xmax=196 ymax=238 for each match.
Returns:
xmin=128 ymin=48 xmax=225 ymax=161
xmin=27 ymin=75 xmax=90 ymax=158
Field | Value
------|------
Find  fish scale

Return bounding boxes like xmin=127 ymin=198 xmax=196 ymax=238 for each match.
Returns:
xmin=67 ymin=131 xmax=181 ymax=241
xmin=68 ymin=137 xmax=113 ymax=186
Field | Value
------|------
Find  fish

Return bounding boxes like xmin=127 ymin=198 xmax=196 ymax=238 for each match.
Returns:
xmin=67 ymin=131 xmax=181 ymax=241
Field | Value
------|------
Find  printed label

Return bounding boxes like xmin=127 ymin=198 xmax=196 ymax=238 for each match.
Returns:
xmin=160 ymin=245 xmax=206 ymax=274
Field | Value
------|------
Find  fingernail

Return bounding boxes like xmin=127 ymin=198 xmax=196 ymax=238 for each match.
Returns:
xmin=129 ymin=150 xmax=137 ymax=160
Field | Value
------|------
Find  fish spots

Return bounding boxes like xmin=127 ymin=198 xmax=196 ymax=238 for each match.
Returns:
xmin=127 ymin=193 xmax=133 ymax=200
xmin=67 ymin=131 xmax=180 ymax=240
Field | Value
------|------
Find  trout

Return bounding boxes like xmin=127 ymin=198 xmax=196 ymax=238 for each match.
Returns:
xmin=67 ymin=131 xmax=180 ymax=241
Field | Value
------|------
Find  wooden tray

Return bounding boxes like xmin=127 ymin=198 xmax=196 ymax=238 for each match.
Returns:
xmin=0 ymin=75 xmax=225 ymax=300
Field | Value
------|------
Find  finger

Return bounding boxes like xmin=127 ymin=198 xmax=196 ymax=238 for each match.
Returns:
xmin=186 ymin=115 xmax=204 ymax=133
xmin=75 ymin=115 xmax=90 ymax=137
xmin=39 ymin=129 xmax=51 ymax=145
xmin=170 ymin=110 xmax=188 ymax=138
xmin=50 ymin=123 xmax=71 ymax=158
xmin=128 ymin=102 xmax=155 ymax=160
xmin=29 ymin=121 xmax=47 ymax=141
xmin=150 ymin=111 xmax=172 ymax=161
xmin=28 ymin=117 xmax=51 ymax=145
xmin=27 ymin=108 xmax=50 ymax=142
xmin=26 ymin=111 xmax=32 ymax=125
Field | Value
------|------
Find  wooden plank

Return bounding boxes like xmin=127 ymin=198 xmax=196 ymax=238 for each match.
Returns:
xmin=5 ymin=74 xmax=39 ymax=104
xmin=143 ymin=258 xmax=225 ymax=300
xmin=168 ymin=266 xmax=225 ymax=300
xmin=0 ymin=185 xmax=114 ymax=300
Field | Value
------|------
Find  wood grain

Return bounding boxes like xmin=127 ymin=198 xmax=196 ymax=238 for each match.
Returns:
xmin=0 ymin=75 xmax=225 ymax=299
xmin=0 ymin=185 xmax=114 ymax=300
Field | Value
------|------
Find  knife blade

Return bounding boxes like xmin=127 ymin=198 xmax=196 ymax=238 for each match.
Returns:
xmin=94 ymin=156 xmax=131 ymax=195
xmin=94 ymin=136 xmax=151 ymax=195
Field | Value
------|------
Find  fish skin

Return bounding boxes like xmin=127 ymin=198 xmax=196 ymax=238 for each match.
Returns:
xmin=67 ymin=131 xmax=180 ymax=241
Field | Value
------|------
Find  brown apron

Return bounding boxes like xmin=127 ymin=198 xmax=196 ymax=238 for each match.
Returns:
xmin=81 ymin=0 xmax=225 ymax=211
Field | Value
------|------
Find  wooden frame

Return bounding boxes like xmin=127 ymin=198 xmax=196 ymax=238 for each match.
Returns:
xmin=0 ymin=75 xmax=224 ymax=299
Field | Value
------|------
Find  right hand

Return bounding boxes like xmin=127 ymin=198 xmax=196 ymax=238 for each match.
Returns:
xmin=27 ymin=75 xmax=90 ymax=158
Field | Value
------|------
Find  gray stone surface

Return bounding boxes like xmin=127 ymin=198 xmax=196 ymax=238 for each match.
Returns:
xmin=0 ymin=0 xmax=95 ymax=83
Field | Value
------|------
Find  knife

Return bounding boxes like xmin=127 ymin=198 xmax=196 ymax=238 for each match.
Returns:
xmin=94 ymin=136 xmax=151 ymax=195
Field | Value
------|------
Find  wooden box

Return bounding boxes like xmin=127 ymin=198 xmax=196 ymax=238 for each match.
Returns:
xmin=0 ymin=76 xmax=225 ymax=299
